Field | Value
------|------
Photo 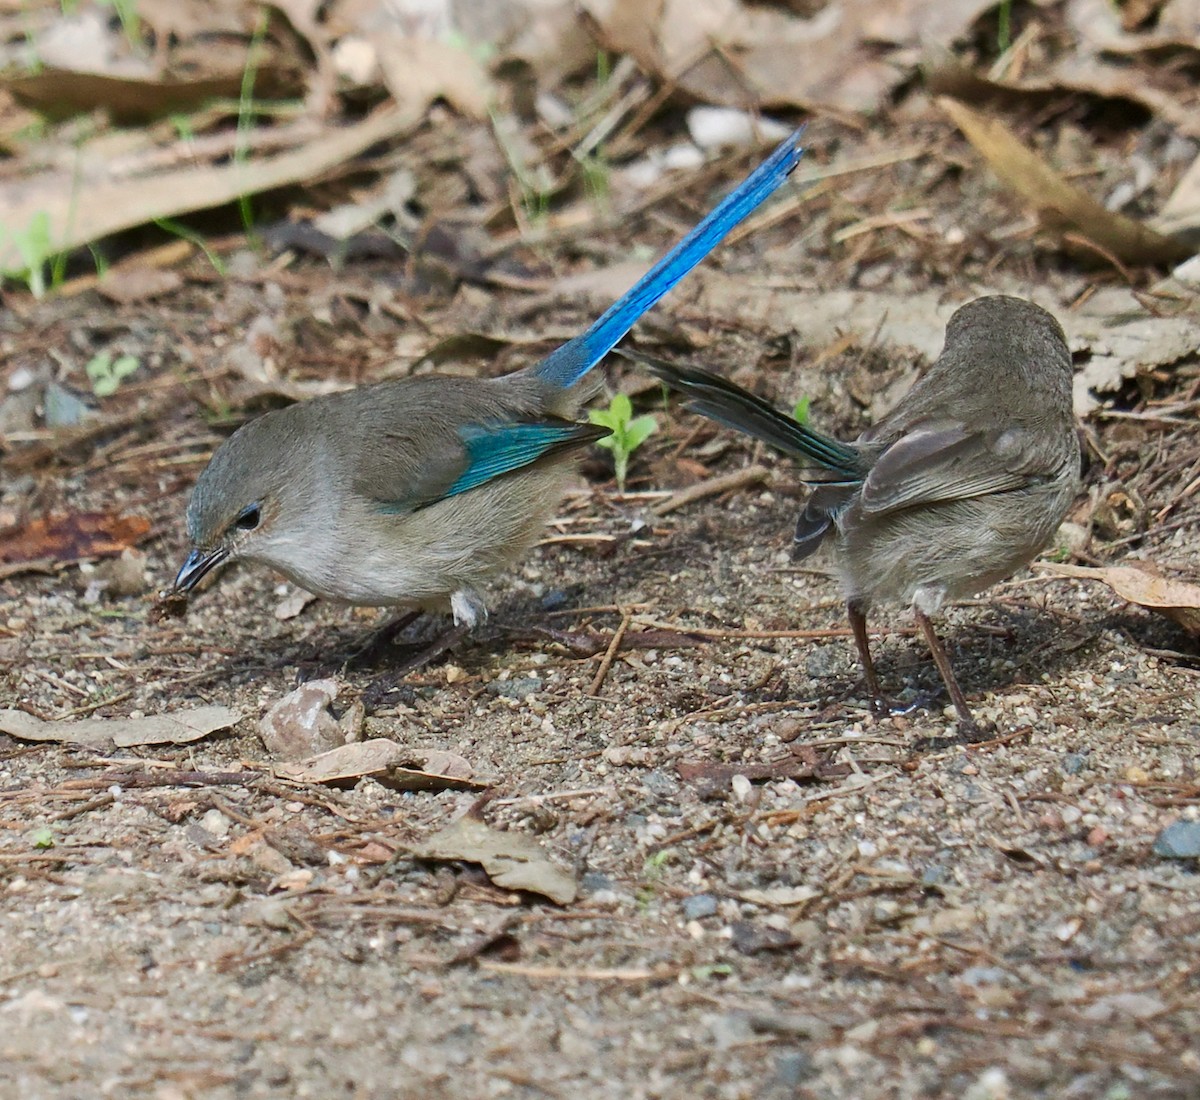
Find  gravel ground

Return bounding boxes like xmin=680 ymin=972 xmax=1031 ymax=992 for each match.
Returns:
xmin=2 ymin=112 xmax=1199 ymax=1099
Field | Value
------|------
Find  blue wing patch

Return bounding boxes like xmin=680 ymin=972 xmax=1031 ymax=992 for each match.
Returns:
xmin=441 ymin=420 xmax=605 ymax=500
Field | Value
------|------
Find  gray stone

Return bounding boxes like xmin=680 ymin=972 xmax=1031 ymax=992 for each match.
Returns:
xmin=682 ymin=893 xmax=718 ymax=920
xmin=1152 ymin=820 xmax=1200 ymax=859
xmin=486 ymin=676 xmax=543 ymax=699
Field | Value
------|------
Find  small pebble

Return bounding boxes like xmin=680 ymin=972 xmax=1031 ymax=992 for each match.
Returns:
xmin=486 ymin=676 xmax=542 ymax=700
xmin=774 ymin=1051 xmax=814 ymax=1087
xmin=1152 ymin=820 xmax=1200 ymax=860
xmin=682 ymin=894 xmax=718 ymax=921
xmin=1062 ymin=752 xmax=1088 ymax=775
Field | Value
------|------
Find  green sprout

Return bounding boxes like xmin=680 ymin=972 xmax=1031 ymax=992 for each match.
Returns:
xmin=102 ymin=0 xmax=143 ymax=52
xmin=793 ymin=395 xmax=811 ymax=425
xmin=589 ymin=392 xmax=657 ymax=493
xmin=234 ymin=10 xmax=271 ymax=243
xmin=30 ymin=826 xmax=54 ymax=849
xmin=997 ymin=0 xmax=1013 ymax=52
xmin=85 ymin=352 xmax=140 ymax=397
xmin=579 ymin=150 xmax=612 ymax=207
xmin=643 ymin=848 xmax=674 ymax=879
xmin=153 ymin=217 xmax=227 ymax=276
xmin=2 ymin=211 xmax=56 ymax=297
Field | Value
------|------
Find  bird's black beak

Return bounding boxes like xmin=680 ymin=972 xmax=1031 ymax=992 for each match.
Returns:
xmin=172 ymin=546 xmax=228 ymax=594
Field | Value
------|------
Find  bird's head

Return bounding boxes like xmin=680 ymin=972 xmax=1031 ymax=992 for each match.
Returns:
xmin=172 ymin=408 xmax=316 ymax=596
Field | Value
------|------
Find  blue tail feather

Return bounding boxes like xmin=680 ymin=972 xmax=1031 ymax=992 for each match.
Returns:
xmin=531 ymin=127 xmax=805 ymax=390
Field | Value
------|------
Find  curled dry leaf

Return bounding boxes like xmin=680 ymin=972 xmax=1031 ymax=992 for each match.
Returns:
xmin=938 ymin=97 xmax=1194 ymax=266
xmin=1040 ymin=561 xmax=1200 ymax=635
xmin=0 ymin=705 xmax=240 ymax=747
xmin=737 ymin=885 xmax=822 ymax=907
xmin=407 ymin=814 xmax=578 ymax=905
xmin=274 ymin=738 xmax=484 ymax=792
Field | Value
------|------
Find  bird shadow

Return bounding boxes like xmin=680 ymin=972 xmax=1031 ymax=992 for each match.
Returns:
xmin=823 ymin=601 xmax=1196 ymax=747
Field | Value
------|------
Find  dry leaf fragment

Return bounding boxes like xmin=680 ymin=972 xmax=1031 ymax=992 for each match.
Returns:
xmin=0 ymin=705 xmax=239 ymax=747
xmin=149 ymin=590 xmax=190 ymax=622
xmin=407 ymin=814 xmax=578 ymax=905
xmin=274 ymin=588 xmax=318 ymax=621
xmin=677 ymin=755 xmax=849 ymax=787
xmin=373 ymin=35 xmax=489 ymax=119
xmin=584 ymin=0 xmax=987 ymax=114
xmin=0 ymin=512 xmax=151 ymax=567
xmin=2 ymin=70 xmax=281 ymax=124
xmin=274 ymin=738 xmax=483 ymax=791
xmin=0 ymin=105 xmax=416 ymax=274
xmin=939 ymin=97 xmax=1194 ymax=265
xmin=737 ymin=885 xmax=822 ymax=907
xmin=97 ymin=265 xmax=184 ymax=304
xmin=1040 ymin=561 xmax=1200 ymax=635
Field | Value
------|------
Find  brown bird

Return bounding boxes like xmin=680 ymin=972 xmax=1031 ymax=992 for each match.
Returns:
xmin=631 ymin=295 xmax=1081 ymax=731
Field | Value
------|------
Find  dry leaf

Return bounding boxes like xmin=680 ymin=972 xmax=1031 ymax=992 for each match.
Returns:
xmin=584 ymin=0 xmax=994 ymax=114
xmin=1155 ymin=148 xmax=1200 ymax=238
xmin=0 ymin=106 xmax=416 ymax=273
xmin=0 ymin=705 xmax=240 ymax=747
xmin=97 ymin=265 xmax=184 ymax=304
xmin=582 ymin=278 xmax=1196 ymax=419
xmin=927 ymin=38 xmax=1200 ymax=141
xmin=737 ymin=885 xmax=822 ymax=907
xmin=1040 ymin=561 xmax=1200 ymax=635
xmin=0 ymin=512 xmax=151 ymax=567
xmin=677 ymin=756 xmax=847 ymax=786
xmin=3 ymin=70 xmax=293 ymax=124
xmin=407 ymin=814 xmax=578 ymax=905
xmin=275 ymin=738 xmax=484 ymax=791
xmin=374 ymin=34 xmax=489 ymax=119
xmin=939 ymin=97 xmax=1193 ymax=266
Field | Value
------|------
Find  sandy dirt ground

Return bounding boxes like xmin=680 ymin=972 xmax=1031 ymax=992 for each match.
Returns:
xmin=2 ymin=111 xmax=1199 ymax=1099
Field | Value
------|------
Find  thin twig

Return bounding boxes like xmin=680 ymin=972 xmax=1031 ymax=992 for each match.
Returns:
xmin=652 ymin=465 xmax=770 ymax=516
xmin=589 ymin=608 xmax=633 ymax=695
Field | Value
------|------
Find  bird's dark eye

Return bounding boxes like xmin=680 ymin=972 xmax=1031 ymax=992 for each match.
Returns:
xmin=234 ymin=504 xmax=261 ymax=532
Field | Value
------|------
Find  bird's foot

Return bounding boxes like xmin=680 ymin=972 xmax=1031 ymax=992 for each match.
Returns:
xmin=867 ymin=688 xmax=942 ymax=719
xmin=450 ymin=588 xmax=488 ymax=630
xmin=869 ymin=689 xmax=935 ymax=718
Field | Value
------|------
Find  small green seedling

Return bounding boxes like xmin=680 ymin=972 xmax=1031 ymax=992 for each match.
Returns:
xmin=30 ymin=826 xmax=54 ymax=849
xmin=2 ymin=211 xmax=55 ymax=297
xmin=793 ymin=395 xmax=811 ymax=425
xmin=589 ymin=392 xmax=657 ymax=493
xmin=85 ymin=352 xmax=139 ymax=397
xmin=643 ymin=848 xmax=674 ymax=879
xmin=691 ymin=963 xmax=733 ymax=981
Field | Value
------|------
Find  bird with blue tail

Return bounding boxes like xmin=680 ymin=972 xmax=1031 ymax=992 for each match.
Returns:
xmin=626 ymin=296 xmax=1080 ymax=733
xmin=171 ymin=128 xmax=806 ymax=671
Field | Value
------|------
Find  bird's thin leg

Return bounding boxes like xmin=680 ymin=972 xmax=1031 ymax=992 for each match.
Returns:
xmin=847 ymin=599 xmax=887 ymax=715
xmin=389 ymin=621 xmax=472 ymax=677
xmin=913 ymin=608 xmax=977 ymax=730
xmin=344 ymin=609 xmax=423 ymax=668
